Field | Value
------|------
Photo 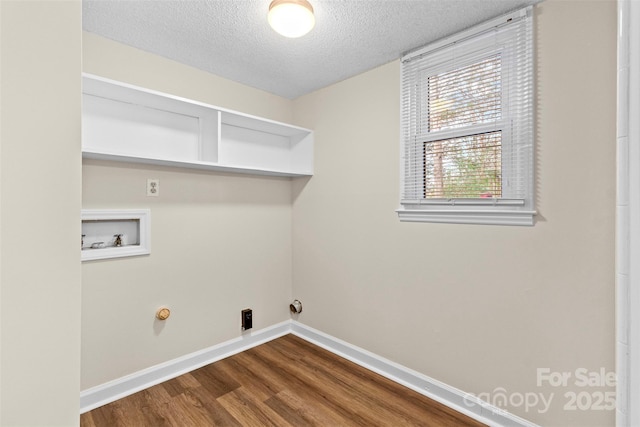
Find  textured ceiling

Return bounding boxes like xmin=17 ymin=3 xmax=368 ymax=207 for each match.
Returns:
xmin=83 ymin=0 xmax=540 ymax=99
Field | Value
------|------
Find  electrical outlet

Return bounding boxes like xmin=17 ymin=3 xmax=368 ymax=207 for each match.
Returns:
xmin=242 ymin=309 xmax=252 ymax=331
xmin=147 ymin=179 xmax=159 ymax=197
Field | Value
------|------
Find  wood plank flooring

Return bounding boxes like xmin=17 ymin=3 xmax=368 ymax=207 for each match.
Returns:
xmin=81 ymin=334 xmax=485 ymax=426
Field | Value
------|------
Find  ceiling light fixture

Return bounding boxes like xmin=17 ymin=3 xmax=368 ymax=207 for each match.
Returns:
xmin=268 ymin=0 xmax=315 ymax=38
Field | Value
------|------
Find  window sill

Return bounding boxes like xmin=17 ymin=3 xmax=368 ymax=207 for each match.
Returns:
xmin=396 ymin=207 xmax=536 ymax=226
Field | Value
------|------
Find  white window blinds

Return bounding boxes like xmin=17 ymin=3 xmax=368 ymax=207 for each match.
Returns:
xmin=398 ymin=7 xmax=535 ymax=226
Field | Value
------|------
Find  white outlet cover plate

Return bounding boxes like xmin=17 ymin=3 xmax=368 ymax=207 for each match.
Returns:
xmin=147 ymin=179 xmax=159 ymax=197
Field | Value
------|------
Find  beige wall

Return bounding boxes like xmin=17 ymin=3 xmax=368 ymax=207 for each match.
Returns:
xmin=81 ymin=34 xmax=295 ymax=389
xmin=0 ymin=1 xmax=82 ymax=425
xmin=291 ymin=1 xmax=616 ymax=426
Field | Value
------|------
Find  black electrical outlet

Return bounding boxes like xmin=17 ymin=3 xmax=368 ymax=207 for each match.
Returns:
xmin=241 ymin=308 xmax=252 ymax=330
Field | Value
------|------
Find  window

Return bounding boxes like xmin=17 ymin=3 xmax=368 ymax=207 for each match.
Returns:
xmin=398 ymin=7 xmax=535 ymax=226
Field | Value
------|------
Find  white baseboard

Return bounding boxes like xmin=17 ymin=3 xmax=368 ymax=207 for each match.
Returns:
xmin=80 ymin=319 xmax=538 ymax=427
xmin=79 ymin=320 xmax=291 ymax=413
xmin=290 ymin=321 xmax=539 ymax=427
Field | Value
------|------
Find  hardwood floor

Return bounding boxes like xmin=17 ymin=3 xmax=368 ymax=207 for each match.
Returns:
xmin=81 ymin=334 xmax=485 ymax=426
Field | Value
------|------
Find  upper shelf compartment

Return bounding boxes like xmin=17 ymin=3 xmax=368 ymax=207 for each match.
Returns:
xmin=82 ymin=74 xmax=313 ymax=177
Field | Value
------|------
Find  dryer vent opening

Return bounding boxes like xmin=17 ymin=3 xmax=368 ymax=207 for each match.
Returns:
xmin=290 ymin=299 xmax=302 ymax=314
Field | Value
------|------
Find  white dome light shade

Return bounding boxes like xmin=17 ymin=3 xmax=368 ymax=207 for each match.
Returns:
xmin=268 ymin=0 xmax=315 ymax=38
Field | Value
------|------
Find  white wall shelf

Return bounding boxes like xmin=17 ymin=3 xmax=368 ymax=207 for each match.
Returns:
xmin=81 ymin=209 xmax=150 ymax=261
xmin=82 ymin=74 xmax=314 ymax=177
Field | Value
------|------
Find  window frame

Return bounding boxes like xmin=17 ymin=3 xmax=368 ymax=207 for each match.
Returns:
xmin=397 ymin=7 xmax=535 ymax=226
